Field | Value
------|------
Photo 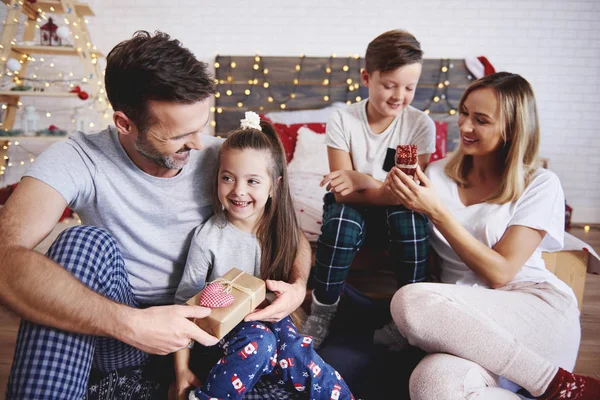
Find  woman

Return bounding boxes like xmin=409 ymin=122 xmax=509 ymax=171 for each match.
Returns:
xmin=386 ymin=72 xmax=599 ymax=399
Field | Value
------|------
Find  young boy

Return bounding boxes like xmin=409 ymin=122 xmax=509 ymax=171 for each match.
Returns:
xmin=302 ymin=29 xmax=436 ymax=348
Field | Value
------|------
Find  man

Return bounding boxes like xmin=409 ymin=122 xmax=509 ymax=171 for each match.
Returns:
xmin=0 ymin=31 xmax=310 ymax=399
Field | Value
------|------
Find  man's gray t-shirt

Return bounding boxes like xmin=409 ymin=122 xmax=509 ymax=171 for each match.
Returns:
xmin=174 ymin=215 xmax=261 ymax=304
xmin=25 ymin=126 xmax=223 ymax=305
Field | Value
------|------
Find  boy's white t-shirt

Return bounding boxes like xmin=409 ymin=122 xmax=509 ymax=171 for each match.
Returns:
xmin=426 ymin=159 xmax=575 ymax=301
xmin=325 ymin=99 xmax=436 ymax=182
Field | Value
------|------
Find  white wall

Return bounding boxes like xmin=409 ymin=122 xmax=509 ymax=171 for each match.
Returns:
xmin=2 ymin=0 xmax=599 ymax=223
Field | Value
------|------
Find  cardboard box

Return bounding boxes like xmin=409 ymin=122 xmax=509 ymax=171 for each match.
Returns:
xmin=187 ymin=268 xmax=266 ymax=339
xmin=542 ymin=251 xmax=588 ymax=311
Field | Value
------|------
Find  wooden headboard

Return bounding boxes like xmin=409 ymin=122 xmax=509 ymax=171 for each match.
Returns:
xmin=213 ymin=56 xmax=473 ymax=150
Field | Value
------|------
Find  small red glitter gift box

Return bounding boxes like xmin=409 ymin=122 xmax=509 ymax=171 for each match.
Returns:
xmin=396 ymin=144 xmax=418 ymax=176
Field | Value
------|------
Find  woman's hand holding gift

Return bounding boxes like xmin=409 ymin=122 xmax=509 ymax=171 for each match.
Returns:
xmin=386 ymin=165 xmax=444 ymax=221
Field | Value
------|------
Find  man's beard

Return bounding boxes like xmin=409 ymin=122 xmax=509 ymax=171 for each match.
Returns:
xmin=134 ymin=135 xmax=189 ymax=170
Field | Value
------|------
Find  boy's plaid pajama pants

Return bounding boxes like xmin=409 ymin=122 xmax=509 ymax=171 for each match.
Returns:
xmin=311 ymin=193 xmax=430 ymax=304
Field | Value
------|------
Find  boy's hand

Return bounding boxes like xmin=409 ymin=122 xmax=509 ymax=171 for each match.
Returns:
xmin=176 ymin=368 xmax=201 ymax=400
xmin=321 ymin=170 xmax=377 ymax=196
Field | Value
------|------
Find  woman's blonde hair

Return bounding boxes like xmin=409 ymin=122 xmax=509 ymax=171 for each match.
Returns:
xmin=445 ymin=72 xmax=540 ymax=204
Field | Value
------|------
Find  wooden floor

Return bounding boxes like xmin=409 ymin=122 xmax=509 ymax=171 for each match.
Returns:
xmin=0 ymin=226 xmax=599 ymax=398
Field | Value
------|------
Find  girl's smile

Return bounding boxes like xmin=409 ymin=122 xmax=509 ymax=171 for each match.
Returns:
xmin=217 ymin=148 xmax=273 ymax=233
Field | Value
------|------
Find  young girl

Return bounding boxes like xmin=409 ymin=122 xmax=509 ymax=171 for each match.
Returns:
xmin=174 ymin=112 xmax=354 ymax=400
xmin=386 ymin=73 xmax=600 ymax=399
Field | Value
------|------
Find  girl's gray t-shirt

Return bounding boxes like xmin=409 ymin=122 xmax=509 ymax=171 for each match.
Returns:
xmin=25 ymin=126 xmax=223 ymax=305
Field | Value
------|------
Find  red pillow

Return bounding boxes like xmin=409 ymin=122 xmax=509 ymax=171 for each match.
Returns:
xmin=261 ymin=115 xmax=447 ymax=164
xmin=260 ymin=115 xmax=326 ymax=163
xmin=430 ymin=121 xmax=448 ymax=162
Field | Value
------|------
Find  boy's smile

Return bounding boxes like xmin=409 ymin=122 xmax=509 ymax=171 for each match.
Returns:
xmin=361 ymin=63 xmax=422 ymax=132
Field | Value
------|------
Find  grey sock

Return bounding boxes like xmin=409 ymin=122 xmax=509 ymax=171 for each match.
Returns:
xmin=300 ymin=292 xmax=339 ymax=349
xmin=373 ymin=320 xmax=409 ymax=351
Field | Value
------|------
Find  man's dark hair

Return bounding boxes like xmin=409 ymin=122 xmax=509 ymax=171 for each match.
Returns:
xmin=105 ymin=31 xmax=215 ymax=134
xmin=365 ymin=29 xmax=423 ymax=74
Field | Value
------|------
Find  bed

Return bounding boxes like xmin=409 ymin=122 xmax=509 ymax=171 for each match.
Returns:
xmin=213 ymin=55 xmax=464 ymax=241
xmin=213 ymin=54 xmax=598 ymax=307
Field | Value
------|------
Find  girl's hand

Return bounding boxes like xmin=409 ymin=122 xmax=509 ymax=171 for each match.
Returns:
xmin=244 ymin=279 xmax=304 ymax=323
xmin=175 ymin=368 xmax=201 ymax=400
xmin=320 ymin=170 xmax=376 ymax=196
xmin=386 ymin=165 xmax=442 ymax=218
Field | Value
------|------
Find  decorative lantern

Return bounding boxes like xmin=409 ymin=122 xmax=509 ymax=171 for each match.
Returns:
xmin=72 ymin=108 xmax=88 ymax=132
xmin=21 ymin=105 xmax=40 ymax=135
xmin=40 ymin=18 xmax=61 ymax=46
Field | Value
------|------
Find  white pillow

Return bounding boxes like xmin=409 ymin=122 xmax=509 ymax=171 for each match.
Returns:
xmin=287 ymin=126 xmax=329 ymax=175
xmin=265 ymin=102 xmax=346 ymax=124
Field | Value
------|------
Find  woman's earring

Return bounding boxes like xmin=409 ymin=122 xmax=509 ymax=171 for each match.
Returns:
xmin=221 ymin=203 xmax=225 ymax=211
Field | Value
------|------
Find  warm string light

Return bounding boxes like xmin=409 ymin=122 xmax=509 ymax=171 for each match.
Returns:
xmin=211 ymin=54 xmax=477 ymax=133
xmin=344 ymin=55 xmax=363 ymax=105
xmin=209 ymin=53 xmax=368 ymax=132
xmin=422 ymin=59 xmax=457 ymax=116
xmin=213 ymin=53 xmax=307 ymax=114
xmin=0 ymin=139 xmax=38 ymax=180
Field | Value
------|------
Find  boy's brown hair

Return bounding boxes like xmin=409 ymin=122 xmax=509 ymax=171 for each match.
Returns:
xmin=365 ymin=29 xmax=423 ymax=74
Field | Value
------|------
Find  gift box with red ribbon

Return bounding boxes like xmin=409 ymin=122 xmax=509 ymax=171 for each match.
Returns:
xmin=396 ymin=144 xmax=418 ymax=176
xmin=187 ymin=268 xmax=266 ymax=339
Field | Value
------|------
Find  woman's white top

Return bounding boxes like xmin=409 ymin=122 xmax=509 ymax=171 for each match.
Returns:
xmin=427 ymin=158 xmax=575 ymax=301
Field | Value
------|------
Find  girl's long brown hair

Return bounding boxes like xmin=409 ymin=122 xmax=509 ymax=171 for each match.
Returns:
xmin=212 ymin=120 xmax=299 ymax=283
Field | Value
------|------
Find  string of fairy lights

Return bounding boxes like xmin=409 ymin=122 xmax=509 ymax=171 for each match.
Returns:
xmin=210 ymin=54 xmax=467 ymax=128
xmin=0 ymin=2 xmax=111 ymax=182
xmin=0 ymin=2 xmax=111 ymax=131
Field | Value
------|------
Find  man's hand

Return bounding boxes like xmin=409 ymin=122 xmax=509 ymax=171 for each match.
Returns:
xmin=244 ymin=279 xmax=306 ymax=323
xmin=118 ymin=305 xmax=219 ymax=354
xmin=321 ymin=170 xmax=377 ymax=197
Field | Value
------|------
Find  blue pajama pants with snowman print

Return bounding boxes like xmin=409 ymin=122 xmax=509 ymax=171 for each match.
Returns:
xmin=191 ymin=317 xmax=354 ymax=400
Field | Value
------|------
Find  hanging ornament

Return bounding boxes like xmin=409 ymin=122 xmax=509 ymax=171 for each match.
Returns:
xmin=6 ymin=58 xmax=21 ymax=73
xmin=72 ymin=108 xmax=88 ymax=132
xmin=56 ymin=26 xmax=70 ymax=40
xmin=78 ymin=91 xmax=89 ymax=100
xmin=69 ymin=85 xmax=81 ymax=93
